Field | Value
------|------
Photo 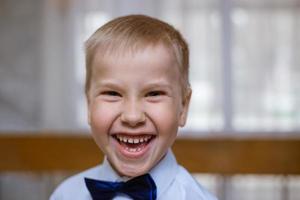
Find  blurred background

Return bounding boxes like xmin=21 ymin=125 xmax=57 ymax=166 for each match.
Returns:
xmin=0 ymin=0 xmax=300 ymax=199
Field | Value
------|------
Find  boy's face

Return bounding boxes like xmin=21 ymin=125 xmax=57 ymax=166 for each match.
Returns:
xmin=87 ymin=44 xmax=191 ymax=177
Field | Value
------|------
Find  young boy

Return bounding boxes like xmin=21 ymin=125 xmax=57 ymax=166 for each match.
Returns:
xmin=50 ymin=15 xmax=217 ymax=200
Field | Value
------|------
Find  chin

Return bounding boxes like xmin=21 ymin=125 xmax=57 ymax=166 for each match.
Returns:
xmin=117 ymin=161 xmax=151 ymax=177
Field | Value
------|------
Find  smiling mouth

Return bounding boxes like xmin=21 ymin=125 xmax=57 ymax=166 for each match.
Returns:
xmin=112 ymin=134 xmax=155 ymax=153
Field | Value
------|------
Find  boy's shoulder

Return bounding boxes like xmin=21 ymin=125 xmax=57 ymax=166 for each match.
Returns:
xmin=171 ymin=165 xmax=218 ymax=200
xmin=50 ymin=165 xmax=101 ymax=200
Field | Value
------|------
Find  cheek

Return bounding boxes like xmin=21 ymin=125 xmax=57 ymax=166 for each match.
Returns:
xmin=147 ymin=102 xmax=181 ymax=135
xmin=89 ymin=102 xmax=119 ymax=133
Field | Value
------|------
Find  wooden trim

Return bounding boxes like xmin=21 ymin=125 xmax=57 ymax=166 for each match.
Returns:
xmin=1 ymin=134 xmax=300 ymax=174
xmin=173 ymin=138 xmax=300 ymax=175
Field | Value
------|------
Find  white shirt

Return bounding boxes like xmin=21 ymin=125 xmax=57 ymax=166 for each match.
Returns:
xmin=50 ymin=149 xmax=218 ymax=200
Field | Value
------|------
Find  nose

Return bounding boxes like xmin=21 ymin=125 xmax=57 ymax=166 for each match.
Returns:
xmin=121 ymin=99 xmax=146 ymax=127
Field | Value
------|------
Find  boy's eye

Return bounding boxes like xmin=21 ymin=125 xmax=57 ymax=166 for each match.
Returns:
xmin=101 ymin=91 xmax=121 ymax=97
xmin=146 ymin=91 xmax=165 ymax=97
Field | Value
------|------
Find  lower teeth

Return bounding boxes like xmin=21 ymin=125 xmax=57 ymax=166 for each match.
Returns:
xmin=126 ymin=147 xmax=142 ymax=152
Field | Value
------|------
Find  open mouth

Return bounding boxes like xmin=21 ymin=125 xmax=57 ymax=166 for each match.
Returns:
xmin=112 ymin=134 xmax=155 ymax=153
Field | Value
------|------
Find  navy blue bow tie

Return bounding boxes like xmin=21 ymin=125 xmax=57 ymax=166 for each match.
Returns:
xmin=84 ymin=174 xmax=157 ymax=200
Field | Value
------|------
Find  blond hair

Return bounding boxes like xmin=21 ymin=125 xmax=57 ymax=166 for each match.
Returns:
xmin=85 ymin=14 xmax=190 ymax=98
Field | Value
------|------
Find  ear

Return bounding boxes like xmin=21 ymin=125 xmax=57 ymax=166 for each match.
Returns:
xmin=179 ymin=88 xmax=192 ymax=127
xmin=87 ymin=98 xmax=92 ymax=125
xmin=87 ymin=106 xmax=91 ymax=125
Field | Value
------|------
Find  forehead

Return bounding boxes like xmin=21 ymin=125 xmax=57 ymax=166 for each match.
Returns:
xmin=91 ymin=44 xmax=180 ymax=78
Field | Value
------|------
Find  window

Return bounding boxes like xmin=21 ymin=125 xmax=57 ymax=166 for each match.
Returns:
xmin=232 ymin=0 xmax=300 ymax=131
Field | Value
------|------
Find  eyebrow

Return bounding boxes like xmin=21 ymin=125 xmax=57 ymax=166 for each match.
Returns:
xmin=143 ymin=81 xmax=174 ymax=92
xmin=95 ymin=80 xmax=123 ymax=88
xmin=94 ymin=80 xmax=174 ymax=93
xmin=146 ymin=82 xmax=171 ymax=88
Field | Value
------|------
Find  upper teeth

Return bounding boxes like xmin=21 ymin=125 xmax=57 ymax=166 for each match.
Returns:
xmin=116 ymin=135 xmax=152 ymax=144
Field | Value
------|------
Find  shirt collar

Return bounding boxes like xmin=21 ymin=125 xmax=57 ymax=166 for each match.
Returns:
xmin=149 ymin=149 xmax=179 ymax=198
xmin=98 ymin=149 xmax=179 ymax=198
xmin=98 ymin=158 xmax=122 ymax=182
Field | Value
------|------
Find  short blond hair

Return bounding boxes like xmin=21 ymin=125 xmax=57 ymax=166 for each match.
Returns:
xmin=85 ymin=14 xmax=190 ymax=98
